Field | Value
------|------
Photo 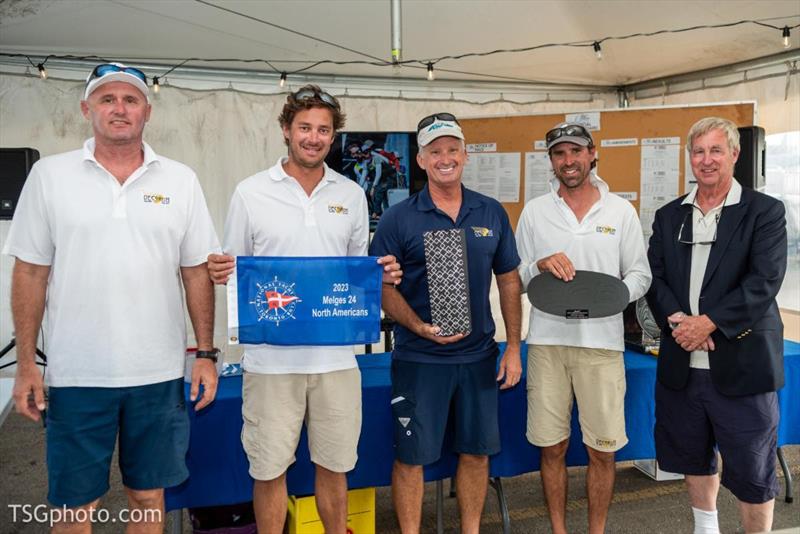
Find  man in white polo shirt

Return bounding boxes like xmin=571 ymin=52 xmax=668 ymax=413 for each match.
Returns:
xmin=207 ymin=86 xmax=400 ymax=534
xmin=4 ymin=63 xmax=220 ymax=531
xmin=515 ymin=122 xmax=651 ymax=534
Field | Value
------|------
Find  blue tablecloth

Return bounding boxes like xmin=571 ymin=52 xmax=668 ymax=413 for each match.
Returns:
xmin=165 ymin=341 xmax=800 ymax=511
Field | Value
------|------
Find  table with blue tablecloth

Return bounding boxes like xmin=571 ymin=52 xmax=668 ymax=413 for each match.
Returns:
xmin=165 ymin=341 xmax=800 ymax=511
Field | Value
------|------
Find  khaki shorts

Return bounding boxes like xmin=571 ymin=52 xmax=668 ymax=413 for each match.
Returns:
xmin=526 ymin=345 xmax=627 ymax=452
xmin=242 ymin=368 xmax=362 ymax=481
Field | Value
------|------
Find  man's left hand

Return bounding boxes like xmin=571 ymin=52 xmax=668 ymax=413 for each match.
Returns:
xmin=190 ymin=358 xmax=218 ymax=411
xmin=378 ymin=255 xmax=402 ymax=286
xmin=672 ymin=314 xmax=717 ymax=352
xmin=496 ymin=344 xmax=522 ymax=390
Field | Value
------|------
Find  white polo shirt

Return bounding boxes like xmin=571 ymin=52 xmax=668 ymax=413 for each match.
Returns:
xmin=222 ymin=157 xmax=369 ymax=374
xmin=3 ymin=138 xmax=220 ymax=387
xmin=683 ymin=179 xmax=742 ymax=369
xmin=516 ymin=174 xmax=652 ymax=351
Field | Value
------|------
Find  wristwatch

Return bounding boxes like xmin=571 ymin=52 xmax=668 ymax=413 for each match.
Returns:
xmin=195 ymin=348 xmax=220 ymax=363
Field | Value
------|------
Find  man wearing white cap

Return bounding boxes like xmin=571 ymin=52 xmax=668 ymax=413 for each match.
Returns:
xmin=370 ymin=113 xmax=522 ymax=534
xmin=4 ymin=62 xmax=220 ymax=531
xmin=515 ymin=122 xmax=651 ymax=534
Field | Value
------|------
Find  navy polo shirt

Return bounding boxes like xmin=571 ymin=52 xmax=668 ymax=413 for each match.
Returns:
xmin=369 ymin=184 xmax=520 ymax=364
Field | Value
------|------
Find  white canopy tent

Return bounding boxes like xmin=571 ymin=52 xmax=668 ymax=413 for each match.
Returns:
xmin=1 ymin=0 xmax=798 ymax=417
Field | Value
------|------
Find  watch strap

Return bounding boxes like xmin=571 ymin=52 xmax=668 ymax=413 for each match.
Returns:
xmin=195 ymin=349 xmax=220 ymax=362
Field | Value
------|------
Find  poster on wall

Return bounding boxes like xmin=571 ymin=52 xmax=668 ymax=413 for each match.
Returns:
xmin=524 ymin=152 xmax=552 ymax=203
xmin=640 ymin=137 xmax=681 ymax=240
xmin=462 ymin=152 xmax=521 ymax=203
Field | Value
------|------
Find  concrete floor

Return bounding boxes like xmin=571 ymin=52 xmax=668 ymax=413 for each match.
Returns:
xmin=0 ymin=413 xmax=798 ymax=533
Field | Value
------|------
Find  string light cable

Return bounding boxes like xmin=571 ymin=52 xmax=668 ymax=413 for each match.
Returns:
xmin=2 ymin=17 xmax=797 ymax=86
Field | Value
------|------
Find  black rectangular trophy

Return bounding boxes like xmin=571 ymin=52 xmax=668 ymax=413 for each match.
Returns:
xmin=422 ymin=228 xmax=472 ymax=337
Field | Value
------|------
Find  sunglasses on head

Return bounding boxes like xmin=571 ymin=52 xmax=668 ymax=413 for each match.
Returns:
xmin=292 ymin=88 xmax=340 ymax=110
xmin=546 ymin=124 xmax=592 ymax=146
xmin=88 ymin=64 xmax=147 ymax=85
xmin=417 ymin=113 xmax=459 ymax=132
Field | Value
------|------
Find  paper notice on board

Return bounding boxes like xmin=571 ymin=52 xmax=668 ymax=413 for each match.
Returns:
xmin=642 ymin=137 xmax=680 ymax=146
xmin=565 ymin=112 xmax=600 ymax=131
xmin=524 ymin=152 xmax=552 ymax=203
xmin=467 ymin=142 xmax=497 ymax=153
xmin=601 ymin=138 xmax=638 ymax=147
xmin=640 ymin=140 xmax=680 ymax=240
xmin=462 ymin=152 xmax=520 ymax=203
xmin=684 ymin=149 xmax=696 ymax=194
xmin=615 ymin=191 xmax=638 ymax=201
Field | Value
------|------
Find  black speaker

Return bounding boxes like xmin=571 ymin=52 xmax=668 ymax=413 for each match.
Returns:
xmin=734 ymin=126 xmax=765 ymax=190
xmin=0 ymin=148 xmax=40 ymax=220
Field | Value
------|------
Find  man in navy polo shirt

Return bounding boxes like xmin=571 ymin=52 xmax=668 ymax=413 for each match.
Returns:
xmin=369 ymin=113 xmax=522 ymax=534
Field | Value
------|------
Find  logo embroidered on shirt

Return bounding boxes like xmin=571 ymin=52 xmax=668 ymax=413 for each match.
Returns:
xmin=328 ymin=204 xmax=349 ymax=215
xmin=143 ymin=193 xmax=171 ymax=205
xmin=595 ymin=225 xmax=616 ymax=235
xmin=471 ymin=226 xmax=494 ymax=237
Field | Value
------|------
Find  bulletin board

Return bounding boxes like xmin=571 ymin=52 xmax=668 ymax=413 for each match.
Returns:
xmin=458 ymin=102 xmax=755 ymax=230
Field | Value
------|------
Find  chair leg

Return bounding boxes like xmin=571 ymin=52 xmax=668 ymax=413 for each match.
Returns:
xmin=777 ymin=446 xmax=794 ymax=503
xmin=436 ymin=479 xmax=444 ymax=534
xmin=489 ymin=477 xmax=511 ymax=534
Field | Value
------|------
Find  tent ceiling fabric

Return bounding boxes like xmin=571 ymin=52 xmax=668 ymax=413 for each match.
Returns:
xmin=1 ymin=0 xmax=798 ymax=87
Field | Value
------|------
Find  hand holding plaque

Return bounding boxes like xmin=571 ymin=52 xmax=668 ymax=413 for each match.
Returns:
xmin=527 ymin=270 xmax=629 ymax=319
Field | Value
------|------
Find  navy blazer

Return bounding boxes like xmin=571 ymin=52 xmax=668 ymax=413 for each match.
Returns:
xmin=645 ymin=186 xmax=787 ymax=396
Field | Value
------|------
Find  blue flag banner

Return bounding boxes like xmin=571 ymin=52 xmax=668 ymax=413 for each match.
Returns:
xmin=227 ymin=256 xmax=383 ymax=346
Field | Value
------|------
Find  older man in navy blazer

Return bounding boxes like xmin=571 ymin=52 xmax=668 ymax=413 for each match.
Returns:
xmin=646 ymin=117 xmax=787 ymax=534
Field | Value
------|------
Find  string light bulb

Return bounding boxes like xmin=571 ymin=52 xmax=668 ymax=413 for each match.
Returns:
xmin=782 ymin=26 xmax=791 ymax=49
xmin=152 ymin=76 xmax=160 ymax=94
xmin=279 ymin=72 xmax=287 ymax=88
xmin=427 ymin=62 xmax=434 ymax=81
xmin=593 ymin=42 xmax=603 ymax=60
xmin=37 ymin=63 xmax=47 ymax=80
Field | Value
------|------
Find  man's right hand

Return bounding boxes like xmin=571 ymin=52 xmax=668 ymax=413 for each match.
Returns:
xmin=208 ymin=253 xmax=235 ymax=285
xmin=698 ymin=336 xmax=716 ymax=352
xmin=668 ymin=312 xmax=717 ymax=352
xmin=536 ymin=252 xmax=576 ymax=281
xmin=13 ymin=361 xmax=45 ymax=422
xmin=414 ymin=323 xmax=466 ymax=345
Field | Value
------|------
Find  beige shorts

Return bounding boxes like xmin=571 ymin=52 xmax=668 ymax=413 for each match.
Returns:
xmin=526 ymin=345 xmax=627 ymax=452
xmin=241 ymin=368 xmax=362 ymax=481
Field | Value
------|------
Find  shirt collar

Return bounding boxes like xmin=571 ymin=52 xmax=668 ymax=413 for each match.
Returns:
xmin=548 ymin=171 xmax=608 ymax=201
xmin=82 ymin=137 xmax=159 ymax=167
xmin=270 ymin=156 xmax=339 ymax=183
xmin=416 ymin=183 xmax=482 ymax=212
xmin=682 ymin=179 xmax=742 ymax=208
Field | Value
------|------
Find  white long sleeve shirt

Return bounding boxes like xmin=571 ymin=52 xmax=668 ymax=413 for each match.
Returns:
xmin=516 ymin=174 xmax=652 ymax=351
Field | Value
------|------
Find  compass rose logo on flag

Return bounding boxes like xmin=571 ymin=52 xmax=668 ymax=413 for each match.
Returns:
xmin=250 ymin=277 xmax=302 ymax=326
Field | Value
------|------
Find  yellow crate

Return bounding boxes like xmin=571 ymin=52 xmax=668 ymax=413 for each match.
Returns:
xmin=287 ymin=487 xmax=375 ymax=534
